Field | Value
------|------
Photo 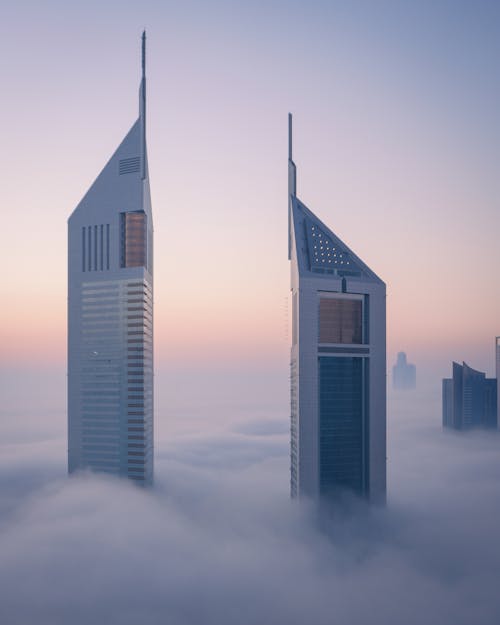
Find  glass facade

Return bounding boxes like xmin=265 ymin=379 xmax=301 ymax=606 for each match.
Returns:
xmin=77 ymin=278 xmax=153 ymax=483
xmin=319 ymin=298 xmax=362 ymax=344
xmin=443 ymin=362 xmax=497 ymax=430
xmin=125 ymin=279 xmax=154 ymax=482
xmin=121 ymin=212 xmax=147 ymax=268
xmin=442 ymin=379 xmax=453 ymax=428
xmin=80 ymin=282 xmax=122 ymax=473
xmin=318 ymin=356 xmax=367 ymax=496
xmin=484 ymin=380 xmax=497 ymax=428
xmin=462 ymin=363 xmax=485 ymax=428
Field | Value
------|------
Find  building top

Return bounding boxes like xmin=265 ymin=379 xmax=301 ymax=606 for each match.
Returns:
xmin=69 ymin=32 xmax=149 ymax=223
xmin=291 ymin=196 xmax=384 ymax=283
xmin=288 ymin=113 xmax=383 ymax=285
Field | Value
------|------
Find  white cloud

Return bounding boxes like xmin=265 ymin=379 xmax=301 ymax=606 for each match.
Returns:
xmin=1 ymin=394 xmax=500 ymax=625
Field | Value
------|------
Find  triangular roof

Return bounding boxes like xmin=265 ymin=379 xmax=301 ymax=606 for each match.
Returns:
xmin=68 ymin=32 xmax=150 ymax=224
xmin=291 ymin=196 xmax=384 ymax=284
xmin=287 ymin=114 xmax=383 ymax=284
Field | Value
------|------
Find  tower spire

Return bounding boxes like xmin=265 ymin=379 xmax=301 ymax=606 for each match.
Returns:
xmin=142 ymin=30 xmax=146 ymax=80
xmin=288 ymin=113 xmax=297 ymax=259
xmin=288 ymin=113 xmax=296 ymax=194
xmin=140 ymin=31 xmax=147 ymax=179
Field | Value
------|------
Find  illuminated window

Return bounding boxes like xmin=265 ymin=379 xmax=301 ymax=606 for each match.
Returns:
xmin=120 ymin=212 xmax=147 ymax=268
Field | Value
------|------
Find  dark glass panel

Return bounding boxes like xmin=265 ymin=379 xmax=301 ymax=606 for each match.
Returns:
xmin=319 ymin=356 xmax=366 ymax=496
xmin=319 ymin=298 xmax=362 ymax=344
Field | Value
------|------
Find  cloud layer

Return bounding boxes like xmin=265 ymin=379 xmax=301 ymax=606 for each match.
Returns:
xmin=1 ymin=390 xmax=500 ymax=625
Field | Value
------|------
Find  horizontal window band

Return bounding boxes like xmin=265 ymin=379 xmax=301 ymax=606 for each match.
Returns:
xmin=82 ymin=438 xmax=119 ymax=444
xmin=82 ymin=427 xmax=119 ymax=432
xmin=127 ymin=296 xmax=152 ymax=302
xmin=81 ymin=386 xmax=120 ymax=391
xmin=317 ymin=347 xmax=370 ymax=354
xmin=127 ymin=303 xmax=152 ymax=310
xmin=83 ymin=451 xmax=119 ymax=458
xmin=81 ymin=286 xmax=120 ymax=293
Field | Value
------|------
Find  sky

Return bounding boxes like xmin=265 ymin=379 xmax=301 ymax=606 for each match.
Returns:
xmin=1 ymin=3 xmax=500 ymax=621
xmin=1 ymin=0 xmax=499 ymax=382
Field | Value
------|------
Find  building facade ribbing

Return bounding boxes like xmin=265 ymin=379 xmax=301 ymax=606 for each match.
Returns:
xmin=68 ymin=33 xmax=153 ymax=484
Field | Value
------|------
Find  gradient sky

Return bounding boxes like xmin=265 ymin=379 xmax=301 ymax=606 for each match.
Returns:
xmin=2 ymin=7 xmax=500 ymax=621
xmin=2 ymin=0 xmax=499 ymax=384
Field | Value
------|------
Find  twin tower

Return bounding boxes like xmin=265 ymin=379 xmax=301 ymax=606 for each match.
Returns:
xmin=68 ymin=35 xmax=386 ymax=502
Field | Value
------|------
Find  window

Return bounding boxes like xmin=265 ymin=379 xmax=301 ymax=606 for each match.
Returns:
xmin=120 ymin=212 xmax=147 ymax=268
xmin=319 ymin=356 xmax=367 ymax=495
xmin=319 ymin=297 xmax=362 ymax=344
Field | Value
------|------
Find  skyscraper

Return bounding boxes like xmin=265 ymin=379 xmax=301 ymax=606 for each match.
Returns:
xmin=288 ymin=114 xmax=386 ymax=503
xmin=443 ymin=361 xmax=497 ymax=430
xmin=392 ymin=351 xmax=416 ymax=390
xmin=68 ymin=33 xmax=153 ymax=484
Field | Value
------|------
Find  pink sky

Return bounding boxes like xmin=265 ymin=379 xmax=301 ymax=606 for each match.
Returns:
xmin=2 ymin=1 xmax=499 ymax=382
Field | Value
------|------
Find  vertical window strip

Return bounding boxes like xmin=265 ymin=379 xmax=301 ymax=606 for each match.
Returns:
xmin=120 ymin=213 xmax=126 ymax=268
xmin=148 ymin=227 xmax=152 ymax=273
xmin=82 ymin=227 xmax=86 ymax=272
xmin=87 ymin=226 xmax=92 ymax=272
xmin=100 ymin=225 xmax=104 ymax=271
xmin=94 ymin=225 xmax=98 ymax=271
xmin=292 ymin=292 xmax=297 ymax=345
xmin=106 ymin=224 xmax=110 ymax=270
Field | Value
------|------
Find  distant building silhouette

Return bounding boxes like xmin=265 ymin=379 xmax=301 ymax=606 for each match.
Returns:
xmin=288 ymin=114 xmax=386 ymax=504
xmin=392 ymin=352 xmax=416 ymax=390
xmin=442 ymin=362 xmax=497 ymax=430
